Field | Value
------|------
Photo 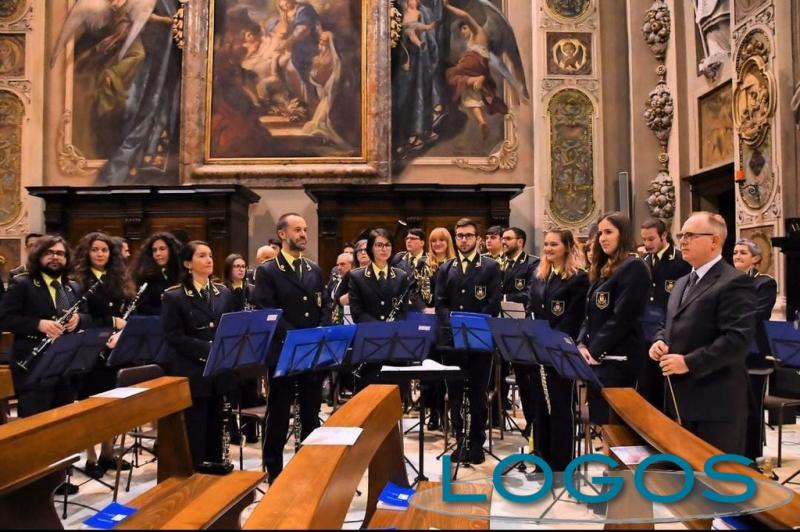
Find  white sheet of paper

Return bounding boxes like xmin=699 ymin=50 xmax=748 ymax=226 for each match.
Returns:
xmin=610 ymin=445 xmax=654 ymax=466
xmin=302 ymin=427 xmax=363 ymax=446
xmin=501 ymin=301 xmax=527 ymax=319
xmin=381 ymin=359 xmax=461 ymax=372
xmin=91 ymin=387 xmax=148 ymax=399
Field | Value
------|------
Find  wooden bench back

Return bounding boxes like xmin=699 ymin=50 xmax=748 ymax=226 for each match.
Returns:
xmin=0 ymin=366 xmax=12 ymax=401
xmin=0 ymin=376 xmax=193 ymax=490
xmin=603 ymin=388 xmax=800 ymax=529
xmin=244 ymin=384 xmax=407 ymax=529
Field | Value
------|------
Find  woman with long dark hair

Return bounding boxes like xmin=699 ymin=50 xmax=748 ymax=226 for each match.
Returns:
xmin=577 ymin=212 xmax=650 ymax=425
xmin=131 ymin=232 xmax=183 ymax=316
xmin=161 ymin=241 xmax=234 ymax=468
xmin=223 ymin=253 xmax=254 ymax=312
xmin=73 ymin=231 xmax=136 ymax=477
xmin=525 ymin=229 xmax=588 ymax=472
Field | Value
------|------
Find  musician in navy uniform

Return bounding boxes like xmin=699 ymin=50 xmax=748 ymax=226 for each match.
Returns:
xmin=435 ymin=218 xmax=502 ymax=465
xmin=638 ymin=219 xmax=691 ymax=411
xmin=578 ymin=212 xmax=651 ymax=425
xmin=0 ymin=235 xmax=89 ymax=417
xmin=6 ymin=233 xmax=42 ymax=289
xmin=650 ymin=213 xmax=755 ymax=454
xmin=526 ymin=229 xmax=589 ymax=472
xmin=350 ymin=229 xmax=411 ymax=323
xmin=73 ymin=232 xmax=136 ymax=477
xmin=132 ymin=232 xmax=183 ymax=316
xmin=391 ymin=228 xmax=429 ymax=310
xmin=252 ymin=213 xmax=331 ymax=482
xmin=733 ymin=238 xmax=777 ymax=461
xmin=162 ymin=241 xmax=235 ymax=469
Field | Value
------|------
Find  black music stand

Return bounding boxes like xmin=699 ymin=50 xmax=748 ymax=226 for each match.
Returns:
xmin=106 ymin=316 xmax=170 ymax=367
xmin=763 ymin=320 xmax=800 ymax=485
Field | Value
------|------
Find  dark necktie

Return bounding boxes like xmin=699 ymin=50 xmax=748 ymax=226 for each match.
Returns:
xmin=293 ymin=259 xmax=303 ymax=282
xmin=51 ymin=280 xmax=70 ymax=314
xmin=378 ymin=270 xmax=386 ymax=283
xmin=681 ymin=271 xmax=699 ymax=305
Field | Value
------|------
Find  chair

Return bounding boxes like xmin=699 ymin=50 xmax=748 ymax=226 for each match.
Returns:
xmin=763 ymin=392 xmax=800 ymax=469
xmin=113 ymin=364 xmax=164 ymax=501
xmin=237 ymin=376 xmax=269 ymax=471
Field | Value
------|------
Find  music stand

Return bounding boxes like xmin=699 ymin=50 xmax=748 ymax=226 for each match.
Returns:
xmin=763 ymin=320 xmax=800 ymax=485
xmin=274 ymin=325 xmax=357 ymax=378
xmin=523 ymin=320 xmax=603 ymax=388
xmin=106 ymin=316 xmax=170 ymax=367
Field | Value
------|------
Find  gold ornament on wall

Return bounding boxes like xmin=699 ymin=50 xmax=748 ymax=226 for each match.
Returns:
xmin=0 ymin=90 xmax=23 ymax=226
xmin=733 ymin=55 xmax=775 ymax=148
xmin=56 ymin=111 xmax=93 ymax=176
xmin=453 ymin=114 xmax=519 ymax=173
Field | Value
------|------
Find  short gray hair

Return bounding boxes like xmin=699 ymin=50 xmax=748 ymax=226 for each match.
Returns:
xmin=691 ymin=211 xmax=728 ymax=241
xmin=735 ymin=238 xmax=762 ymax=259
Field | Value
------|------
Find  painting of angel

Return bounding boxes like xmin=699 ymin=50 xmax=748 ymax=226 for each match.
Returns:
xmin=392 ymin=0 xmax=529 ymax=169
xmin=206 ymin=0 xmax=363 ymax=160
xmin=49 ymin=0 xmax=182 ymax=185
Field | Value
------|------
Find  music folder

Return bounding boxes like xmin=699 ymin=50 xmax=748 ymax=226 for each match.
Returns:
xmin=23 ymin=328 xmax=111 ymax=387
xmin=274 ymin=324 xmax=357 ymax=378
xmin=106 ymin=316 xmax=170 ymax=367
xmin=450 ymin=312 xmax=494 ymax=352
xmin=488 ymin=318 xmax=539 ymax=366
xmin=523 ymin=319 xmax=603 ymax=388
xmin=202 ymin=309 xmax=283 ymax=378
xmin=349 ymin=320 xmax=437 ymax=367
xmin=764 ymin=320 xmax=800 ymax=369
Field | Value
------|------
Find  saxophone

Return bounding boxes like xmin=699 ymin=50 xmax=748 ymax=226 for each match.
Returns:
xmin=414 ymin=259 xmax=434 ymax=307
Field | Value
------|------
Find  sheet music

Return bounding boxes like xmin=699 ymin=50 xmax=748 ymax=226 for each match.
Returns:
xmin=381 ymin=359 xmax=461 ymax=372
xmin=609 ymin=445 xmax=654 ymax=466
xmin=501 ymin=301 xmax=527 ymax=320
xmin=302 ymin=427 xmax=363 ymax=446
xmin=91 ymin=387 xmax=148 ymax=399
xmin=343 ymin=305 xmax=354 ymax=325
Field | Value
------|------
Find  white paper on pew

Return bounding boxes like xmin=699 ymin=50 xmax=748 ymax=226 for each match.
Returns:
xmin=610 ymin=445 xmax=654 ymax=466
xmin=303 ymin=427 xmax=363 ymax=446
xmin=91 ymin=387 xmax=148 ymax=399
xmin=380 ymin=359 xmax=461 ymax=372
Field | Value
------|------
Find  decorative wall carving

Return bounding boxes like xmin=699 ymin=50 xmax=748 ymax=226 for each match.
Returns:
xmin=694 ymin=0 xmax=731 ymax=81
xmin=548 ymin=89 xmax=596 ymax=225
xmin=644 ymin=82 xmax=674 ymax=147
xmin=642 ymin=0 xmax=671 ymax=61
xmin=0 ymin=90 xmax=23 ymax=226
xmin=0 ymin=3 xmax=32 ymax=31
xmin=454 ymin=115 xmax=519 ymax=173
xmin=547 ymin=32 xmax=592 ymax=76
xmin=0 ymin=34 xmax=24 ymax=77
xmin=734 ymin=0 xmax=767 ymax=24
xmin=733 ymin=57 xmax=775 ymax=147
xmin=0 ymin=0 xmax=26 ymax=23
xmin=545 ymin=0 xmax=591 ymax=22
xmin=56 ymin=111 xmax=93 ymax=177
xmin=646 ymin=171 xmax=676 ymax=220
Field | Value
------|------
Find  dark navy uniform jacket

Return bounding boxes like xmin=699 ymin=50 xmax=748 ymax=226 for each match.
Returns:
xmin=527 ymin=269 xmax=590 ymax=340
xmin=348 ymin=265 xmax=410 ymax=322
xmin=501 ymin=252 xmax=540 ymax=306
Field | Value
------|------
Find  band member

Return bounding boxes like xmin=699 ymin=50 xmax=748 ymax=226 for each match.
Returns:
xmin=328 ymin=252 xmax=354 ymax=324
xmin=114 ymin=237 xmax=132 ymax=265
xmin=0 ymin=235 xmax=89 ymax=417
xmin=436 ymin=218 xmax=501 ymax=464
xmin=132 ymin=232 xmax=183 ymax=316
xmin=7 ymin=232 xmax=43 ymax=288
xmin=161 ymin=241 xmax=235 ymax=468
xmin=391 ymin=228 xmax=428 ymax=310
xmin=421 ymin=227 xmax=457 ymax=431
xmin=338 ymin=239 xmax=370 ymax=308
xmin=482 ymin=225 xmax=506 ymax=267
xmin=638 ymin=219 xmax=691 ymax=410
xmin=224 ymin=254 xmax=254 ymax=312
xmin=252 ymin=213 xmax=331 ymax=482
xmin=578 ymin=212 xmax=650 ymax=425
xmin=733 ymin=238 xmax=777 ymax=461
xmin=350 ymin=229 xmax=411 ymax=323
xmin=527 ymin=229 xmax=589 ymax=471
xmin=73 ymin=232 xmax=136 ymax=478
xmin=650 ymin=213 xmax=755 ymax=454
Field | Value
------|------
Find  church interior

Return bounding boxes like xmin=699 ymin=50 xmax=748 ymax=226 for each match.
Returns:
xmin=1 ymin=0 xmax=800 ymax=529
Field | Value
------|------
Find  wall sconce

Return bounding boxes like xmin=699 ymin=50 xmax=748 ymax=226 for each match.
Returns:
xmin=735 ymin=168 xmax=761 ymax=203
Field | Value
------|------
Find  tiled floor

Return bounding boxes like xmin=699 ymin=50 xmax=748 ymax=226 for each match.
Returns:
xmin=48 ymin=407 xmax=800 ymax=529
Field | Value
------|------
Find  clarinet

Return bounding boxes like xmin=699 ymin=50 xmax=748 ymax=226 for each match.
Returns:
xmin=17 ymin=280 xmax=102 ymax=371
xmin=101 ymin=282 xmax=149 ymax=360
xmin=386 ymin=275 xmax=417 ymax=322
xmin=292 ymin=379 xmax=302 ymax=452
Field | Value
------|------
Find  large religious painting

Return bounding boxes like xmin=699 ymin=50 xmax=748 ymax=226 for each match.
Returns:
xmin=391 ymin=0 xmax=529 ymax=172
xmin=46 ymin=0 xmax=183 ymax=185
xmin=699 ymin=82 xmax=733 ymax=169
xmin=206 ymin=0 xmax=364 ymax=161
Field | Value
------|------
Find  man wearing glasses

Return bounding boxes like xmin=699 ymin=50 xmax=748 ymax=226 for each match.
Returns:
xmin=391 ymin=228 xmax=429 ymax=310
xmin=649 ymin=212 xmax=755 ymax=454
xmin=435 ymin=218 xmax=501 ymax=464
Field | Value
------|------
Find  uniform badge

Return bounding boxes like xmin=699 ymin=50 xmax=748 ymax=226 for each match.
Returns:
xmin=595 ymin=291 xmax=610 ymax=310
xmin=475 ymin=285 xmax=487 ymax=300
xmin=315 ymin=292 xmax=323 ymax=308
xmin=665 ymin=280 xmax=675 ymax=293
xmin=551 ymin=300 xmax=565 ymax=316
xmin=515 ymin=278 xmax=526 ymax=291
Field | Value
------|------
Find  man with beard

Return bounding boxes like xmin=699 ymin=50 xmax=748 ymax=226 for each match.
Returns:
xmin=252 ymin=213 xmax=331 ymax=482
xmin=0 ymin=235 xmax=89 ymax=417
xmin=435 ymin=218 xmax=501 ymax=464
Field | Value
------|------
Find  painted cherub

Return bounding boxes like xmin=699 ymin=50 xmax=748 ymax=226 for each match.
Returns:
xmin=403 ymin=0 xmax=436 ymax=48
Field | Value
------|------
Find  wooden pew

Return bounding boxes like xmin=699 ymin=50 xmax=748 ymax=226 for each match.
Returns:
xmin=0 ymin=365 xmax=13 ymax=425
xmin=0 ymin=376 xmax=264 ymax=529
xmin=244 ymin=384 xmax=408 ymax=529
xmin=603 ymin=388 xmax=800 ymax=530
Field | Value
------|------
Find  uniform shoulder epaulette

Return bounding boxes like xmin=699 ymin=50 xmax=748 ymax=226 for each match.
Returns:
xmin=14 ymin=271 xmax=29 ymax=277
xmin=353 ymin=266 xmax=367 ymax=273
xmin=164 ymin=284 xmax=182 ymax=292
xmin=213 ymin=281 xmax=227 ymax=288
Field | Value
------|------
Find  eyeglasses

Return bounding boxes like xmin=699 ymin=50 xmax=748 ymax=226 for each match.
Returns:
xmin=455 ymin=233 xmax=476 ymax=240
xmin=373 ymin=243 xmax=392 ymax=250
xmin=43 ymin=250 xmax=67 ymax=258
xmin=233 ymin=264 xmax=247 ymax=269
xmin=355 ymin=248 xmax=367 ymax=253
xmin=405 ymin=235 xmax=422 ymax=241
xmin=676 ymin=232 xmax=715 ymax=241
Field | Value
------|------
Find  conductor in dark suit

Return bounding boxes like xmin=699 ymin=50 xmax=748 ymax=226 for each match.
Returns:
xmin=435 ymin=218 xmax=502 ymax=465
xmin=650 ymin=212 xmax=756 ymax=455
xmin=252 ymin=213 xmax=331 ymax=482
